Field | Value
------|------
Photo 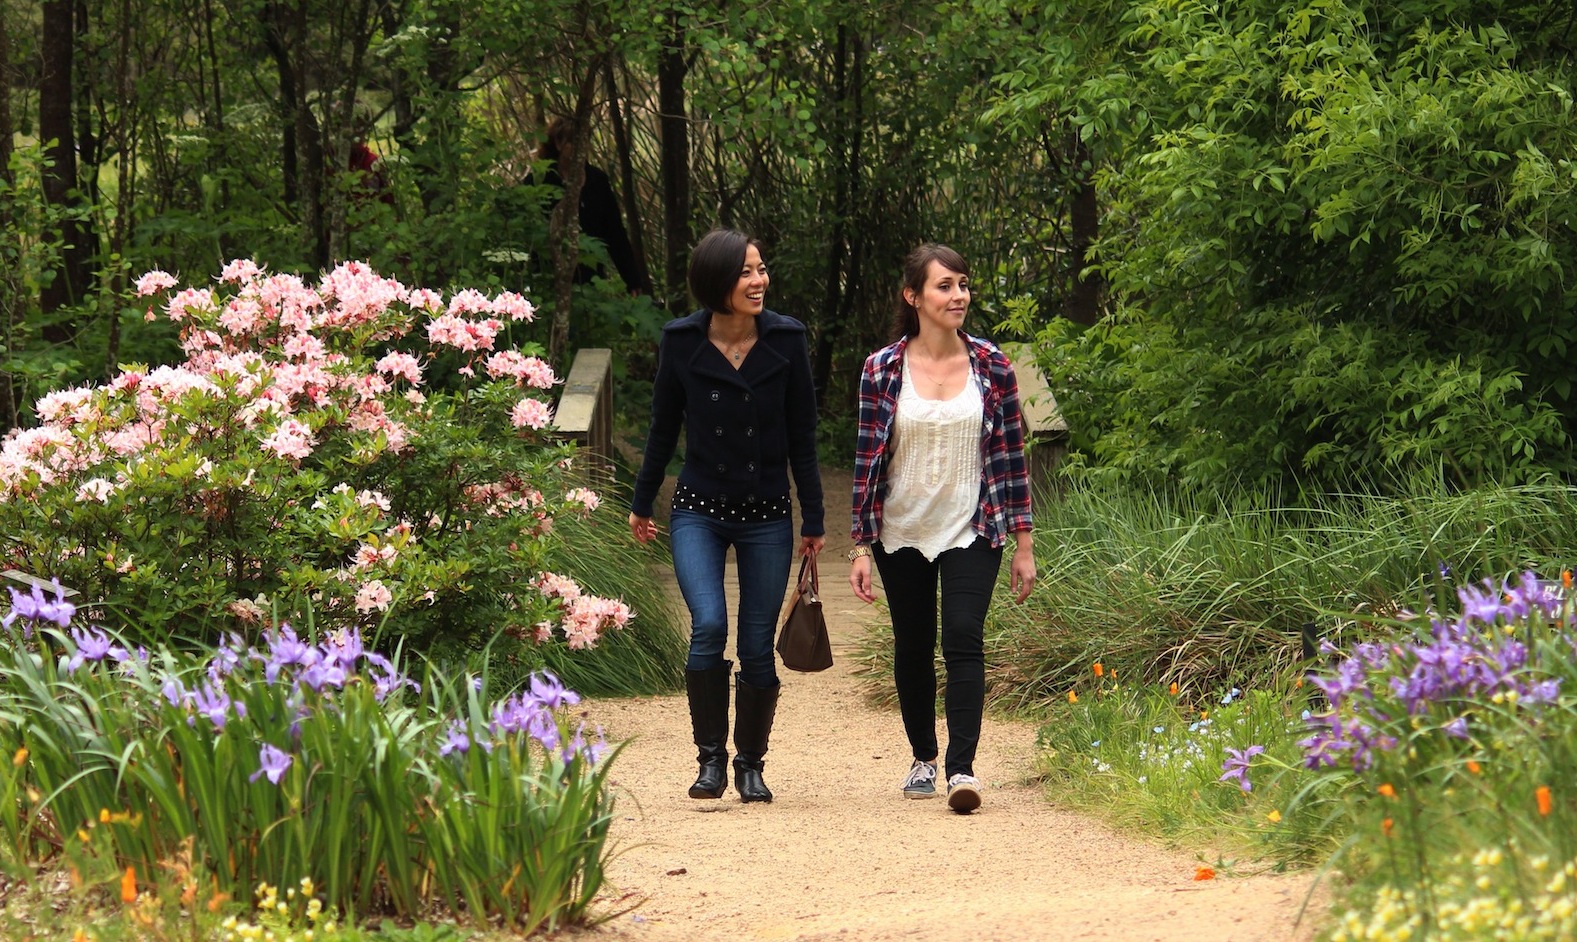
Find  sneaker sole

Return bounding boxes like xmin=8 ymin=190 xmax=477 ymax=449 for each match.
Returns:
xmin=903 ymin=788 xmax=937 ymax=800
xmin=947 ymin=786 xmax=981 ymax=813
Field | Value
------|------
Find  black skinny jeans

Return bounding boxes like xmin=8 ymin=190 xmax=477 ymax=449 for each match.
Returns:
xmin=873 ymin=536 xmax=1002 ymax=779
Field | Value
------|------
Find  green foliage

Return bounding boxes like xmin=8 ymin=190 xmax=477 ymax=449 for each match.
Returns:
xmin=1010 ymin=2 xmax=1577 ymax=488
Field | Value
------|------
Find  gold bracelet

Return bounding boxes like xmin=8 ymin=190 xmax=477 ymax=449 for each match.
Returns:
xmin=846 ymin=545 xmax=872 ymax=561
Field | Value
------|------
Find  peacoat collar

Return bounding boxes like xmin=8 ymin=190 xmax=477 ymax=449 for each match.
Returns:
xmin=663 ymin=308 xmax=797 ymax=388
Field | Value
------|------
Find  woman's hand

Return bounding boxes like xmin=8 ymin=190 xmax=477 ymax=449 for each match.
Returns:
xmin=629 ymin=513 xmax=659 ymax=544
xmin=850 ymin=556 xmax=877 ymax=603
xmin=1009 ymin=540 xmax=1037 ymax=603
xmin=800 ymin=535 xmax=826 ymax=557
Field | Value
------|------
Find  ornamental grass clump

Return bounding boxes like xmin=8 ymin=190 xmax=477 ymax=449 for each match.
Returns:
xmin=0 ymin=259 xmax=658 ymax=665
xmin=0 ymin=583 xmax=618 ymax=933
xmin=1300 ymin=570 xmax=1577 ymax=930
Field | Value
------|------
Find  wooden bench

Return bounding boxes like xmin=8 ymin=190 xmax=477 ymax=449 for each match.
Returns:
xmin=1000 ymin=342 xmax=1069 ymax=491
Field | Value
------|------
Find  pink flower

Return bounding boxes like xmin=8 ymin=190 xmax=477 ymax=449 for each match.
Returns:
xmin=566 ymin=487 xmax=601 ymax=512
xmin=535 ymin=571 xmax=582 ymax=601
xmin=374 ymin=352 xmax=424 ymax=385
xmin=446 ymin=288 xmax=492 ymax=316
xmin=490 ymin=291 xmax=536 ymax=322
xmin=219 ymin=259 xmax=263 ymax=284
xmin=76 ymin=478 xmax=116 ymax=503
xmin=354 ymin=580 xmax=393 ymax=613
xmin=484 ymin=351 xmax=557 ymax=389
xmin=135 ymin=270 xmax=179 ymax=296
xmin=281 ymin=331 xmax=327 ymax=362
xmin=510 ymin=397 xmax=553 ymax=430
xmin=164 ymin=287 xmax=216 ymax=322
xmin=262 ymin=419 xmax=316 ymax=460
xmin=406 ymin=288 xmax=443 ymax=312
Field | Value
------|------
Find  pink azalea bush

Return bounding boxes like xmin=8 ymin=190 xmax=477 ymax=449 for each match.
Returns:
xmin=0 ymin=260 xmax=632 ymax=656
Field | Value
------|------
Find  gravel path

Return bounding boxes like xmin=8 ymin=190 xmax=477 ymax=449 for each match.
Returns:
xmin=567 ymin=470 xmax=1327 ymax=942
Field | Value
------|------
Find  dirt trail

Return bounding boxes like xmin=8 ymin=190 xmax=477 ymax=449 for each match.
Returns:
xmin=568 ymin=470 xmax=1327 ymax=942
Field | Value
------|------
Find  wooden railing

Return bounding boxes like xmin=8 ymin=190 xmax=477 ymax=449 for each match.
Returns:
xmin=553 ymin=347 xmax=615 ymax=482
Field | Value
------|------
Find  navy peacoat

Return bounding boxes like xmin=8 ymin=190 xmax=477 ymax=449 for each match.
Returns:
xmin=631 ymin=308 xmax=824 ymax=536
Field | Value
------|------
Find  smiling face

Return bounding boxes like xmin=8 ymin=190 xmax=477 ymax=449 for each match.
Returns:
xmin=727 ymin=244 xmax=770 ymax=316
xmin=904 ymin=260 xmax=970 ymax=332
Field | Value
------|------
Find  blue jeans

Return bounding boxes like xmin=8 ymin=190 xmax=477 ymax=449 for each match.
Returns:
xmin=669 ymin=509 xmax=794 ymax=688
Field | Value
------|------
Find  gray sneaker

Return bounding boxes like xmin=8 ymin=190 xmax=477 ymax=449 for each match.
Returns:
xmin=947 ymin=773 xmax=982 ymax=813
xmin=901 ymin=759 xmax=938 ymax=798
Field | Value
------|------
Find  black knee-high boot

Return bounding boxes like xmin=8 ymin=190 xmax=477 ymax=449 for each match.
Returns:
xmin=732 ymin=674 xmax=781 ymax=803
xmin=685 ymin=661 xmax=731 ymax=799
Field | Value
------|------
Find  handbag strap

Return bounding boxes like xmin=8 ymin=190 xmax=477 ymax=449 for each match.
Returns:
xmin=798 ymin=554 xmax=819 ymax=594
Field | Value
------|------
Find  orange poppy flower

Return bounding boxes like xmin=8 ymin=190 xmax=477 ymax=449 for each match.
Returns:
xmin=1377 ymin=783 xmax=1396 ymax=798
xmin=1193 ymin=865 xmax=1216 ymax=881
xmin=1382 ymin=818 xmax=1394 ymax=837
xmin=1537 ymin=785 xmax=1553 ymax=817
xmin=1564 ymin=570 xmax=1573 ymax=590
xmin=1467 ymin=760 xmax=1482 ymax=774
xmin=1169 ymin=682 xmax=1179 ymax=696
xmin=120 ymin=866 xmax=137 ymax=903
xmin=1067 ymin=690 xmax=1078 ymax=704
xmin=1093 ymin=662 xmax=1104 ymax=678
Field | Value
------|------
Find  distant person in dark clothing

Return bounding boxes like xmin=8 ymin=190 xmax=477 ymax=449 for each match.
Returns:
xmin=347 ymin=140 xmax=393 ymax=205
xmin=534 ymin=117 xmax=649 ymax=295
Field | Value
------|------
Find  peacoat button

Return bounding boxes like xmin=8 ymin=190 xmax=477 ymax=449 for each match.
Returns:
xmin=715 ymin=427 xmax=724 ymax=436
xmin=710 ymin=390 xmax=720 ymax=401
xmin=716 ymin=463 xmax=726 ymax=473
xmin=745 ymin=426 xmax=755 ymax=437
xmin=746 ymin=462 xmax=757 ymax=472
xmin=743 ymin=393 xmax=752 ymax=403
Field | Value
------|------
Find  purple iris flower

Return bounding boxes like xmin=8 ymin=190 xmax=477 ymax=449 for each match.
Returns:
xmin=191 ymin=682 xmax=244 ymax=730
xmin=298 ymin=660 xmax=347 ymax=692
xmin=65 ymin=626 xmax=127 ymax=673
xmin=161 ymin=676 xmax=189 ymax=706
xmin=439 ymin=721 xmax=471 ymax=757
xmin=250 ymin=744 xmax=293 ymax=785
xmin=321 ymin=628 xmax=364 ymax=670
xmin=529 ymin=672 xmax=580 ymax=711
xmin=261 ymin=625 xmax=318 ymax=683
xmin=1220 ymin=745 xmax=1266 ymax=792
xmin=4 ymin=581 xmax=77 ymax=636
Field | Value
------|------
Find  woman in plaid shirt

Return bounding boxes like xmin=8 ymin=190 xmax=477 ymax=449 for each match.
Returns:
xmin=848 ymin=243 xmax=1036 ymax=814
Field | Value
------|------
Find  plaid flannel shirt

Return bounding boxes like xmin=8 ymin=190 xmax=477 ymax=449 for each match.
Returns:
xmin=850 ymin=332 xmax=1033 ymax=548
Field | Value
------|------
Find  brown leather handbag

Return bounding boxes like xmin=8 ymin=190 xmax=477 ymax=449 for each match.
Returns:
xmin=777 ymin=555 xmax=833 ymax=672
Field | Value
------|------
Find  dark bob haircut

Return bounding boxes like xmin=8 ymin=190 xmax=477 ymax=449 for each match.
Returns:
xmin=689 ymin=227 xmax=763 ymax=315
xmin=892 ymin=243 xmax=970 ymax=340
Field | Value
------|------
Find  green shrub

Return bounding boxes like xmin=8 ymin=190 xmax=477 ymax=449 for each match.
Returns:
xmin=0 ymin=261 xmax=677 ymax=668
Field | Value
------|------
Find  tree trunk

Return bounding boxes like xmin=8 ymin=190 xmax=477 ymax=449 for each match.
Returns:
xmin=0 ymin=9 xmax=16 ymax=429
xmin=813 ymin=25 xmax=851 ymax=394
xmin=605 ymin=57 xmax=652 ymax=295
xmin=548 ymin=68 xmax=602 ymax=365
xmin=40 ymin=0 xmax=88 ymax=318
xmin=263 ymin=5 xmax=299 ymax=208
xmin=658 ymin=13 xmax=691 ymax=312
xmin=1065 ymin=133 xmax=1102 ymax=326
xmin=288 ymin=3 xmax=327 ymax=269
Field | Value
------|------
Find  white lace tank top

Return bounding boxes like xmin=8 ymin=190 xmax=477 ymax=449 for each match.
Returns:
xmin=879 ymin=357 xmax=985 ymax=561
